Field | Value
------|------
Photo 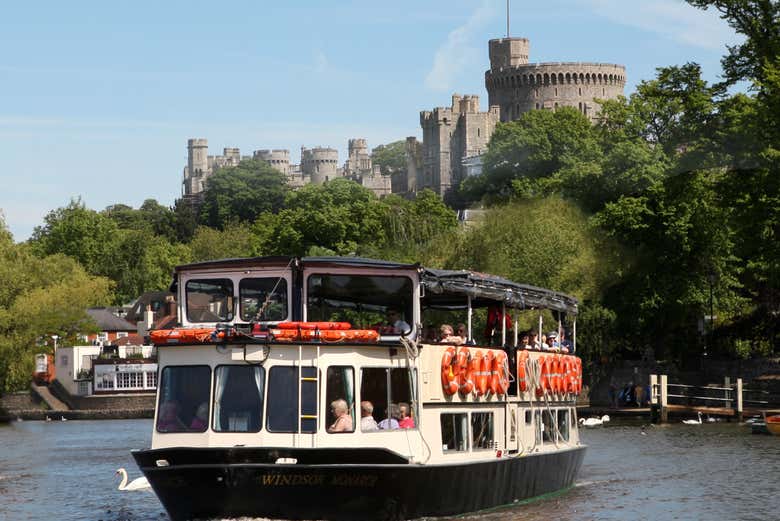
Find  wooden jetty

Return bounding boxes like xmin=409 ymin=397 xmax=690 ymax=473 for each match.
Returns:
xmin=650 ymin=374 xmax=780 ymax=423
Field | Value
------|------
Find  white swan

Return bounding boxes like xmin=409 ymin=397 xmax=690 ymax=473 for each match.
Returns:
xmin=115 ymin=468 xmax=151 ymax=491
xmin=682 ymin=412 xmax=703 ymax=425
xmin=579 ymin=415 xmax=610 ymax=427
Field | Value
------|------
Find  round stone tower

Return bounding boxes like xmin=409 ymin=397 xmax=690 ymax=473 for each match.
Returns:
xmin=187 ymin=138 xmax=209 ymax=177
xmin=485 ymin=37 xmax=626 ymax=122
xmin=253 ymin=149 xmax=291 ymax=175
xmin=302 ymin=147 xmax=339 ymax=185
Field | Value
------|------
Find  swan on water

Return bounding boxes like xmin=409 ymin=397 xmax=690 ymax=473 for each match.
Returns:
xmin=682 ymin=412 xmax=703 ymax=425
xmin=115 ymin=468 xmax=151 ymax=491
xmin=579 ymin=415 xmax=610 ymax=427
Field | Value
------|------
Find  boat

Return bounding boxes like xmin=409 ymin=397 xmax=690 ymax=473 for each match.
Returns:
xmin=131 ymin=256 xmax=585 ymax=521
xmin=766 ymin=414 xmax=780 ymax=436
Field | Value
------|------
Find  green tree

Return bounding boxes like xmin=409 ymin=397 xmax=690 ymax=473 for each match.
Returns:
xmin=0 ymin=218 xmax=113 ymax=392
xmin=189 ymin=223 xmax=257 ymax=262
xmin=30 ymin=199 xmax=119 ymax=274
xmin=200 ymin=159 xmax=289 ymax=229
xmin=371 ymin=140 xmax=406 ymax=175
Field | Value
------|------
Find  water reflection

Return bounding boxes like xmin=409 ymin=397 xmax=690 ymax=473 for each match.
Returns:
xmin=0 ymin=419 xmax=777 ymax=521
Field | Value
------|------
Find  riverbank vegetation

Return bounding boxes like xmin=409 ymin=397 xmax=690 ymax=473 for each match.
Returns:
xmin=0 ymin=0 xmax=777 ymax=392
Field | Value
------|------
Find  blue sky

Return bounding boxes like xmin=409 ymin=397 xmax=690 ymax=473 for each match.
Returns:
xmin=0 ymin=0 xmax=741 ymax=241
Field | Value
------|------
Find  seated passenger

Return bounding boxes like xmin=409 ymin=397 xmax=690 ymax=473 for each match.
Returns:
xmin=327 ymin=399 xmax=353 ymax=433
xmin=378 ymin=403 xmax=400 ymax=430
xmin=360 ymin=400 xmax=378 ymax=432
xmin=520 ymin=334 xmax=531 ymax=349
xmin=530 ymin=332 xmax=541 ymax=350
xmin=456 ymin=323 xmax=468 ymax=343
xmin=157 ymin=400 xmax=186 ymax=432
xmin=385 ymin=307 xmax=411 ymax=334
xmin=398 ymin=402 xmax=415 ymax=429
xmin=439 ymin=324 xmax=464 ymax=345
xmin=189 ymin=402 xmax=209 ymax=431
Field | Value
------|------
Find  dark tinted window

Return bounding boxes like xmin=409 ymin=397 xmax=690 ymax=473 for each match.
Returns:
xmin=267 ymin=366 xmax=317 ymax=433
xmin=441 ymin=413 xmax=468 ymax=452
xmin=325 ymin=366 xmax=355 ymax=433
xmin=306 ymin=274 xmax=413 ymax=330
xmin=359 ymin=367 xmax=416 ymax=430
xmin=213 ymin=365 xmax=264 ymax=432
xmin=471 ymin=412 xmax=494 ymax=449
xmin=157 ymin=366 xmax=211 ymax=433
xmin=186 ymin=279 xmax=233 ymax=322
xmin=239 ymin=278 xmax=288 ymax=322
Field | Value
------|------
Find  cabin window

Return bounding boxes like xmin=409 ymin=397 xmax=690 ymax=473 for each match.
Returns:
xmin=325 ymin=366 xmax=355 ymax=433
xmin=157 ymin=365 xmax=211 ymax=433
xmin=186 ymin=279 xmax=234 ymax=322
xmin=441 ymin=413 xmax=468 ymax=452
xmin=557 ymin=409 xmax=570 ymax=442
xmin=360 ymin=367 xmax=416 ymax=430
xmin=213 ymin=365 xmax=264 ymax=433
xmin=525 ymin=410 xmax=533 ymax=425
xmin=541 ymin=410 xmax=555 ymax=443
xmin=239 ymin=278 xmax=288 ymax=322
xmin=266 ymin=366 xmax=317 ymax=433
xmin=471 ymin=412 xmax=494 ymax=449
xmin=306 ymin=274 xmax=413 ymax=333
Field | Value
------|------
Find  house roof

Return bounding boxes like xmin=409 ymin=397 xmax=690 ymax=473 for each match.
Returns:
xmin=86 ymin=308 xmax=136 ymax=332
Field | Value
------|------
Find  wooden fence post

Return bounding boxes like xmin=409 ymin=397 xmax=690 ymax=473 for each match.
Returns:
xmin=660 ymin=374 xmax=668 ymax=423
xmin=736 ymin=378 xmax=743 ymax=422
xmin=724 ymin=376 xmax=732 ymax=409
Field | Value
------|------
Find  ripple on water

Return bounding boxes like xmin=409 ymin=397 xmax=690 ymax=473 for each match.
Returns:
xmin=1 ymin=419 xmax=778 ymax=521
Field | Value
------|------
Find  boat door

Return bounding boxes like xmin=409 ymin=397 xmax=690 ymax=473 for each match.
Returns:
xmin=506 ymin=404 xmax=519 ymax=452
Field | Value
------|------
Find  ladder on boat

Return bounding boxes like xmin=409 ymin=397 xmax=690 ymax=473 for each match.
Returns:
xmin=296 ymin=343 xmax=320 ymax=448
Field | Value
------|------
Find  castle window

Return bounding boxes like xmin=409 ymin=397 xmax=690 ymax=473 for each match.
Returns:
xmin=579 ymin=87 xmax=582 ymax=96
xmin=603 ymin=88 xmax=605 ymax=96
xmin=477 ymin=128 xmax=480 ymax=137
xmin=555 ymin=88 xmax=558 ymax=97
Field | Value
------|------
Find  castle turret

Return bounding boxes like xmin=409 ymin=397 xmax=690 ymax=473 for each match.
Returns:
xmin=485 ymin=37 xmax=626 ymax=122
xmin=302 ymin=147 xmax=339 ymax=185
xmin=254 ymin=149 xmax=291 ymax=175
xmin=187 ymin=139 xmax=209 ymax=178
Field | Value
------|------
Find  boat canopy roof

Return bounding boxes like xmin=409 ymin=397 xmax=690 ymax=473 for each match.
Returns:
xmin=421 ymin=268 xmax=578 ymax=315
xmin=171 ymin=256 xmax=577 ymax=315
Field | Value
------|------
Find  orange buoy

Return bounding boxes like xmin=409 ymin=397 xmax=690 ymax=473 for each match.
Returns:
xmin=517 ymin=350 xmax=529 ymax=392
xmin=477 ymin=350 xmax=492 ymax=396
xmin=561 ymin=356 xmax=572 ymax=394
xmin=491 ymin=351 xmax=510 ymax=395
xmin=457 ymin=347 xmax=474 ymax=395
xmin=536 ymin=355 xmax=548 ymax=396
xmin=441 ymin=347 xmax=459 ymax=395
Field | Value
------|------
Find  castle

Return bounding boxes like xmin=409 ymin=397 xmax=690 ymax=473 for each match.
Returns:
xmin=181 ymin=36 xmax=625 ymax=201
xmin=182 ymin=138 xmax=391 ymax=198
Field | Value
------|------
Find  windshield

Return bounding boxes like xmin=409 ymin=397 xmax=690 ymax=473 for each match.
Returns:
xmin=239 ymin=277 xmax=288 ymax=322
xmin=306 ymin=274 xmax=413 ymax=332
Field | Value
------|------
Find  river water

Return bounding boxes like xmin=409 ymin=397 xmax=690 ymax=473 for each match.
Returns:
xmin=0 ymin=418 xmax=777 ymax=521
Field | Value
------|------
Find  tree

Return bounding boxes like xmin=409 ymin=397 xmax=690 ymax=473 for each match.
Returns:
xmin=189 ymin=223 xmax=258 ymax=262
xmin=200 ymin=159 xmax=289 ymax=229
xmin=30 ymin=199 xmax=119 ymax=275
xmin=688 ymin=0 xmax=780 ymax=87
xmin=0 ymin=231 xmax=112 ymax=392
xmin=478 ymin=107 xmax=602 ymax=201
xmin=371 ymin=140 xmax=406 ymax=176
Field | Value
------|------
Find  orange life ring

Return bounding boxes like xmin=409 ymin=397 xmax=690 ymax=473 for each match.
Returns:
xmin=561 ymin=356 xmax=572 ymax=394
xmin=574 ymin=356 xmax=582 ymax=394
xmin=441 ymin=347 xmax=459 ymax=395
xmin=491 ymin=351 xmax=510 ymax=395
xmin=477 ymin=350 xmax=492 ymax=396
xmin=537 ymin=355 xmax=548 ymax=396
xmin=548 ymin=355 xmax=558 ymax=395
xmin=517 ymin=350 xmax=529 ymax=392
xmin=457 ymin=347 xmax=474 ymax=395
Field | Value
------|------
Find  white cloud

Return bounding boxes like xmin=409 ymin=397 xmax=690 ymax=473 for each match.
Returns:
xmin=578 ymin=0 xmax=742 ymax=50
xmin=425 ymin=0 xmax=498 ymax=91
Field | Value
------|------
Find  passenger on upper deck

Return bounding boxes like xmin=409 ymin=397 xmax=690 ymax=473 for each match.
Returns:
xmin=327 ymin=399 xmax=353 ymax=433
xmin=520 ymin=334 xmax=531 ymax=349
xmin=456 ymin=323 xmax=468 ymax=343
xmin=439 ymin=324 xmax=464 ymax=345
xmin=530 ymin=332 xmax=541 ymax=350
xmin=385 ymin=307 xmax=411 ymax=335
xmin=360 ymin=401 xmax=378 ymax=431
